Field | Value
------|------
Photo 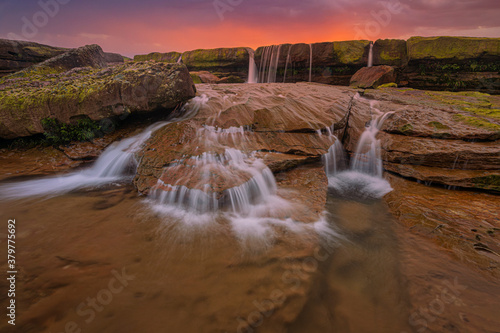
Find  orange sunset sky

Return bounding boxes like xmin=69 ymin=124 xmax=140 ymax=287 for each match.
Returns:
xmin=0 ymin=0 xmax=499 ymax=57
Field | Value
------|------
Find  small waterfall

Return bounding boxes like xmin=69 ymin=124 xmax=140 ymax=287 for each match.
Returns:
xmin=350 ymin=100 xmax=393 ymax=178
xmin=149 ymin=126 xmax=278 ymax=215
xmin=323 ymin=137 xmax=347 ymax=176
xmin=309 ymin=43 xmax=313 ymax=82
xmin=177 ymin=55 xmax=182 ymax=63
xmin=247 ymin=49 xmax=258 ymax=83
xmin=0 ymin=96 xmax=209 ymax=199
xmin=283 ymin=45 xmax=292 ymax=83
xmin=367 ymin=42 xmax=374 ymax=67
xmin=323 ymin=94 xmax=393 ymax=199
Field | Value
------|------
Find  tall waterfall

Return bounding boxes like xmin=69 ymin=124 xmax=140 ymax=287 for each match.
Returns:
xmin=258 ymin=45 xmax=281 ymax=83
xmin=247 ymin=49 xmax=258 ymax=83
xmin=177 ymin=55 xmax=182 ymax=63
xmin=283 ymin=45 xmax=292 ymax=83
xmin=309 ymin=43 xmax=313 ymax=82
xmin=367 ymin=42 xmax=374 ymax=67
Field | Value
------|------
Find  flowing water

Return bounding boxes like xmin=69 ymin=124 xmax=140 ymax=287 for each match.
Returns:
xmin=367 ymin=41 xmax=374 ymax=68
xmin=1 ymin=85 xmax=498 ymax=333
xmin=247 ymin=49 xmax=258 ymax=83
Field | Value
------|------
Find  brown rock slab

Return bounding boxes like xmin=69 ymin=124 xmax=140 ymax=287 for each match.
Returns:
xmin=350 ymin=65 xmax=396 ymax=89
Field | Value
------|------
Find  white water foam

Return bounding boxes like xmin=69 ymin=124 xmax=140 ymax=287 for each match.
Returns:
xmin=323 ymin=96 xmax=393 ymax=199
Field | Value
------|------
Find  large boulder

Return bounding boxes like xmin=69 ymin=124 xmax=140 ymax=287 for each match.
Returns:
xmin=9 ymin=44 xmax=107 ymax=77
xmin=0 ymin=62 xmax=196 ymax=139
xmin=350 ymin=65 xmax=396 ymax=88
xmin=133 ymin=51 xmax=181 ymax=63
xmin=104 ymin=52 xmax=124 ymax=63
xmin=0 ymin=39 xmax=67 ymax=77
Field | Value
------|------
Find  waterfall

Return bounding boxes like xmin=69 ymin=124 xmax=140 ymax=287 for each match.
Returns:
xmin=257 ymin=45 xmax=281 ymax=83
xmin=323 ymin=94 xmax=393 ymax=199
xmin=367 ymin=42 xmax=374 ymax=67
xmin=323 ymin=137 xmax=347 ymax=176
xmin=283 ymin=45 xmax=292 ymax=83
xmin=350 ymin=100 xmax=393 ymax=178
xmin=309 ymin=43 xmax=313 ymax=82
xmin=0 ymin=96 xmax=209 ymax=200
xmin=149 ymin=125 xmax=278 ymax=215
xmin=247 ymin=49 xmax=258 ymax=83
xmin=177 ymin=55 xmax=182 ymax=63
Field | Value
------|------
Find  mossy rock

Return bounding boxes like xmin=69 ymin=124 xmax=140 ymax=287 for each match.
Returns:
xmin=182 ymin=47 xmax=249 ymax=70
xmin=0 ymin=62 xmax=196 ymax=139
xmin=333 ymin=40 xmax=370 ymax=65
xmin=373 ymin=39 xmax=408 ymax=66
xmin=473 ymin=174 xmax=500 ymax=192
xmin=190 ymin=73 xmax=202 ymax=84
xmin=408 ymin=36 xmax=500 ymax=62
xmin=133 ymin=52 xmax=181 ymax=63
xmin=378 ymin=82 xmax=398 ymax=88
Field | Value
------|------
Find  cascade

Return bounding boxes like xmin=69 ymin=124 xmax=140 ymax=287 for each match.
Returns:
xmin=177 ymin=55 xmax=182 ymax=63
xmin=148 ymin=125 xmax=278 ymax=215
xmin=323 ymin=93 xmax=393 ymax=199
xmin=283 ymin=45 xmax=292 ymax=83
xmin=367 ymin=42 xmax=374 ymax=67
xmin=258 ymin=45 xmax=281 ymax=83
xmin=247 ymin=49 xmax=258 ymax=83
xmin=350 ymin=99 xmax=393 ymax=177
xmin=0 ymin=96 xmax=209 ymax=199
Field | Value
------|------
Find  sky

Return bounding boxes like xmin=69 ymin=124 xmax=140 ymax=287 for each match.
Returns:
xmin=0 ymin=0 xmax=499 ymax=57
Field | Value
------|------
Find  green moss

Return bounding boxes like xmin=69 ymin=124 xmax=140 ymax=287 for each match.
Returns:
xmin=133 ymin=52 xmax=181 ymax=63
xmin=408 ymin=36 xmax=500 ymax=61
xmin=333 ymin=40 xmax=370 ymax=65
xmin=41 ymin=117 xmax=101 ymax=144
xmin=428 ymin=121 xmax=450 ymax=130
xmin=462 ymin=107 xmax=500 ymax=119
xmin=473 ymin=175 xmax=500 ymax=192
xmin=399 ymin=123 xmax=414 ymax=134
xmin=182 ymin=47 xmax=248 ymax=69
xmin=378 ymin=82 xmax=398 ymax=88
xmin=190 ymin=73 xmax=202 ymax=84
xmin=452 ymin=114 xmax=500 ymax=131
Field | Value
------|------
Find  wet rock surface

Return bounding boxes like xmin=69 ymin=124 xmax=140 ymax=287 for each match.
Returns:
xmin=345 ymin=87 xmax=500 ymax=191
xmin=134 ymin=83 xmax=354 ymax=202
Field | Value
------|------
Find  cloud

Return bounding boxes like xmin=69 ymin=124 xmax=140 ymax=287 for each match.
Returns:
xmin=0 ymin=0 xmax=498 ymax=56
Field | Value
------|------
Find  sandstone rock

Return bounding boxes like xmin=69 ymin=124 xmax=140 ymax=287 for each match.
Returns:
xmin=10 ymin=44 xmax=107 ymax=78
xmin=344 ymin=88 xmax=500 ymax=191
xmin=0 ymin=62 xmax=196 ymax=139
xmin=350 ymin=65 xmax=396 ymax=89
xmin=104 ymin=52 xmax=124 ymax=63
xmin=216 ymin=75 xmax=245 ymax=84
xmin=0 ymin=39 xmax=67 ymax=77
xmin=133 ymin=51 xmax=181 ymax=63
xmin=134 ymin=83 xmax=355 ymax=196
xmin=190 ymin=71 xmax=220 ymax=83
